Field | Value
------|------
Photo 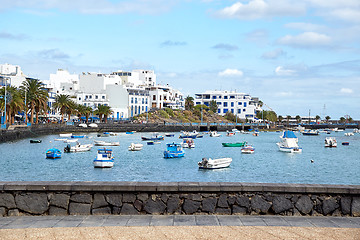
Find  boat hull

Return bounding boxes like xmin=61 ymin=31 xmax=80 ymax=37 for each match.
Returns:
xmin=222 ymin=142 xmax=246 ymax=147
xmin=198 ymin=158 xmax=232 ymax=169
xmin=164 ymin=151 xmax=185 ymax=158
xmin=93 ymin=160 xmax=114 ymax=168
xmin=278 ymin=146 xmax=302 ymax=153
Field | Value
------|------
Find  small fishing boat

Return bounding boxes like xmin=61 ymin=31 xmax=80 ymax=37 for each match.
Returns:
xmin=147 ymin=141 xmax=161 ymax=145
xmin=342 ymin=142 xmax=350 ymax=146
xmin=325 ymin=137 xmax=337 ymax=147
xmin=179 ymin=130 xmax=198 ymax=139
xmin=93 ymin=148 xmax=114 ymax=168
xmin=141 ymin=133 xmax=164 ymax=141
xmin=59 ymin=133 xmax=72 ymax=137
xmin=63 ymin=139 xmax=79 ymax=143
xmin=109 ymin=132 xmax=117 ymax=136
xmin=30 ymin=139 xmax=42 ymax=143
xmin=226 ymin=131 xmax=235 ymax=136
xmin=46 ymin=148 xmax=61 ymax=159
xmin=241 ymin=145 xmax=255 ymax=154
xmin=209 ymin=131 xmax=221 ymax=137
xmin=222 ymin=142 xmax=247 ymax=147
xmin=88 ymin=123 xmax=98 ymax=128
xmin=196 ymin=134 xmax=204 ymax=138
xmin=198 ymin=157 xmax=232 ymax=169
xmin=97 ymin=132 xmax=110 ymax=137
xmin=128 ymin=143 xmax=143 ymax=151
xmin=302 ymin=130 xmax=319 ymax=136
xmin=164 ymin=143 xmax=185 ymax=158
xmin=71 ymin=135 xmax=86 ymax=138
xmin=277 ymin=131 xmax=302 ymax=153
xmin=54 ymin=138 xmax=67 ymax=141
xmin=126 ymin=131 xmax=134 ymax=134
xmin=181 ymin=138 xmax=195 ymax=148
xmin=232 ymin=128 xmax=240 ymax=133
xmin=165 ymin=133 xmax=175 ymax=137
xmin=252 ymin=132 xmax=259 ymax=136
xmin=94 ymin=140 xmax=120 ymax=146
xmin=64 ymin=143 xmax=93 ymax=153
xmin=344 ymin=132 xmax=354 ymax=136
xmin=78 ymin=123 xmax=87 ymax=128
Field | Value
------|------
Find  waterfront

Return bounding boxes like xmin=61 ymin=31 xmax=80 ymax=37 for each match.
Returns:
xmin=0 ymin=131 xmax=359 ymax=184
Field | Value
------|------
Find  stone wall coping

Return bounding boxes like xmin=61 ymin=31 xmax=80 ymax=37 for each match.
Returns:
xmin=0 ymin=181 xmax=359 ymax=194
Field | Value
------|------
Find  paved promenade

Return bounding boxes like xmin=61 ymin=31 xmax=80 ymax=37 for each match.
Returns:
xmin=0 ymin=215 xmax=359 ymax=239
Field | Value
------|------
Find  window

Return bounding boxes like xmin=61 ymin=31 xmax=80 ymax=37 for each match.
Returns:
xmin=224 ymin=96 xmax=228 ymax=99
xmin=217 ymin=102 xmax=221 ymax=105
xmin=230 ymin=96 xmax=235 ymax=99
xmin=131 ymin=97 xmax=134 ymax=103
xmin=135 ymin=98 xmax=137 ymax=104
xmin=142 ymin=106 xmax=144 ymax=111
xmin=160 ymin=95 xmax=162 ymax=100
xmin=231 ymin=109 xmax=234 ymax=113
xmin=238 ymin=102 xmax=242 ymax=105
xmin=223 ymin=109 xmax=228 ymax=113
xmin=102 ymin=96 xmax=105 ymax=99
xmin=204 ymin=102 xmax=209 ymax=106
xmin=146 ymin=98 xmax=148 ymax=104
xmin=142 ymin=98 xmax=144 ymax=104
xmin=218 ymin=109 xmax=221 ymax=113
xmin=224 ymin=102 xmax=228 ymax=107
xmin=95 ymin=95 xmax=98 ymax=99
xmin=231 ymin=102 xmax=234 ymax=107
xmin=79 ymin=97 xmax=81 ymax=101
xmin=196 ymin=102 xmax=201 ymax=105
xmin=212 ymin=96 xmax=216 ymax=99
xmin=244 ymin=102 xmax=247 ymax=107
xmin=243 ymin=109 xmax=246 ymax=112
xmin=238 ymin=109 xmax=241 ymax=114
xmin=218 ymin=96 xmax=222 ymax=99
xmin=153 ymin=95 xmax=156 ymax=101
xmin=89 ymin=95 xmax=92 ymax=99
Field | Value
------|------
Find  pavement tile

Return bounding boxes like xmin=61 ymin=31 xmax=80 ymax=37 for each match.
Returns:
xmin=283 ymin=216 xmax=316 ymax=227
xmin=328 ymin=217 xmax=360 ymax=228
xmin=52 ymin=215 xmax=88 ymax=228
xmin=101 ymin=215 xmax=131 ymax=227
xmin=260 ymin=216 xmax=291 ymax=227
xmin=195 ymin=215 xmax=220 ymax=226
xmin=240 ymin=216 xmax=267 ymax=226
xmin=126 ymin=215 xmax=152 ymax=226
xmin=77 ymin=215 xmax=109 ymax=227
xmin=306 ymin=217 xmax=340 ymax=228
xmin=150 ymin=215 xmax=174 ymax=226
xmin=217 ymin=215 xmax=243 ymax=226
xmin=173 ymin=215 xmax=196 ymax=226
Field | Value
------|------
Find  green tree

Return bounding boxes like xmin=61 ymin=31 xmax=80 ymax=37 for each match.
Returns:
xmin=209 ymin=100 xmax=218 ymax=113
xmin=295 ymin=115 xmax=301 ymax=124
xmin=0 ymin=86 xmax=24 ymax=124
xmin=339 ymin=117 xmax=346 ymax=124
xmin=278 ymin=115 xmax=283 ymax=124
xmin=286 ymin=115 xmax=291 ymax=127
xmin=94 ymin=105 xmax=113 ymax=123
xmin=53 ymin=94 xmax=71 ymax=123
xmin=315 ymin=115 xmax=320 ymax=123
xmin=325 ymin=116 xmax=331 ymax=123
xmin=185 ymin=96 xmax=194 ymax=110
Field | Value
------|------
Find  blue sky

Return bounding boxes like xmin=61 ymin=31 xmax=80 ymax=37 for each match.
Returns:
xmin=1 ymin=0 xmax=360 ymax=119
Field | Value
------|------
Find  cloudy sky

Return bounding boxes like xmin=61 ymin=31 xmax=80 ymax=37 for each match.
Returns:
xmin=1 ymin=0 xmax=360 ymax=119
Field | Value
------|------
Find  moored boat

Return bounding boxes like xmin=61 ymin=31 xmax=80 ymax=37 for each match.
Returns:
xmin=241 ymin=145 xmax=255 ymax=154
xmin=97 ymin=132 xmax=110 ymax=137
xmin=141 ymin=133 xmax=164 ymax=141
xmin=342 ymin=142 xmax=349 ymax=146
xmin=181 ymin=138 xmax=195 ymax=148
xmin=71 ymin=135 xmax=86 ymax=138
xmin=128 ymin=143 xmax=143 ymax=151
xmin=226 ymin=131 xmax=235 ymax=136
xmin=46 ymin=148 xmax=61 ymax=159
xmin=147 ymin=141 xmax=161 ymax=145
xmin=165 ymin=133 xmax=175 ymax=137
xmin=198 ymin=157 xmax=232 ymax=169
xmin=94 ymin=140 xmax=120 ymax=146
xmin=59 ymin=133 xmax=72 ymax=137
xmin=209 ymin=131 xmax=221 ymax=137
xmin=277 ymin=131 xmax=302 ymax=153
xmin=64 ymin=143 xmax=93 ymax=153
xmin=222 ymin=142 xmax=247 ymax=147
xmin=93 ymin=148 xmax=114 ymax=168
xmin=164 ymin=143 xmax=185 ymax=158
xmin=325 ymin=137 xmax=337 ymax=147
xmin=179 ymin=130 xmax=198 ymax=139
xmin=30 ymin=139 xmax=42 ymax=143
xmin=302 ymin=130 xmax=319 ymax=136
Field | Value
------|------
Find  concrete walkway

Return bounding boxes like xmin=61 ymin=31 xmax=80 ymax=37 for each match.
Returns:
xmin=0 ymin=215 xmax=359 ymax=239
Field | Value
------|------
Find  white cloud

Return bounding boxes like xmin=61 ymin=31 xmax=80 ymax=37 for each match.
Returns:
xmin=215 ymin=0 xmax=305 ymax=20
xmin=218 ymin=69 xmax=243 ymax=77
xmin=340 ymin=88 xmax=353 ymax=94
xmin=262 ymin=48 xmax=286 ymax=59
xmin=275 ymin=66 xmax=296 ymax=76
xmin=277 ymin=32 xmax=331 ymax=48
xmin=284 ymin=22 xmax=325 ymax=32
xmin=275 ymin=91 xmax=293 ymax=97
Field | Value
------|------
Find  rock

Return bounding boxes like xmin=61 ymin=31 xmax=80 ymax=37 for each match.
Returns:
xmin=105 ymin=194 xmax=122 ymax=207
xmin=236 ymin=196 xmax=250 ymax=208
xmin=340 ymin=197 xmax=351 ymax=215
xmin=122 ymin=194 xmax=136 ymax=203
xmin=93 ymin=194 xmax=108 ymax=209
xmin=134 ymin=200 xmax=143 ymax=212
xmin=167 ymin=196 xmax=181 ymax=214
xmin=70 ymin=194 xmax=92 ymax=204
xmin=251 ymin=195 xmax=271 ymax=214
xmin=7 ymin=209 xmax=19 ymax=216
xmin=272 ymin=196 xmax=293 ymax=214
xmin=322 ymin=198 xmax=339 ymax=216
xmin=215 ymin=208 xmax=231 ymax=215
xmin=92 ymin=207 xmax=111 ymax=215
xmin=201 ymin=198 xmax=217 ymax=213
xmin=0 ymin=207 xmax=5 ymax=217
xmin=144 ymin=199 xmax=166 ymax=214
xmin=161 ymin=194 xmax=169 ymax=203
xmin=137 ymin=193 xmax=149 ymax=202
xmin=121 ymin=203 xmax=139 ymax=215
xmin=232 ymin=205 xmax=247 ymax=215
xmin=217 ymin=194 xmax=229 ymax=208
xmin=351 ymin=197 xmax=360 ymax=217
xmin=69 ymin=202 xmax=91 ymax=215
xmin=295 ymin=196 xmax=313 ymax=215
xmin=183 ymin=199 xmax=201 ymax=214
xmin=49 ymin=194 xmax=70 ymax=209
xmin=190 ymin=194 xmax=202 ymax=201
xmin=0 ymin=193 xmax=16 ymax=208
xmin=227 ymin=196 xmax=236 ymax=205
xmin=112 ymin=207 xmax=121 ymax=215
xmin=49 ymin=206 xmax=68 ymax=216
xmin=15 ymin=193 xmax=49 ymax=214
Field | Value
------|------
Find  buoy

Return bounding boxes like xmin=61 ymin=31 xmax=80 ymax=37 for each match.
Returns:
xmin=311 ymin=159 xmax=314 ymax=163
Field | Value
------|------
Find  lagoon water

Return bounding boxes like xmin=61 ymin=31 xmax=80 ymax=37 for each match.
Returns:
xmin=0 ymin=131 xmax=359 ymax=185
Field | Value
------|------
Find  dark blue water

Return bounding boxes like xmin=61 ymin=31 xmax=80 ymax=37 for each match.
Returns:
xmin=0 ymin=131 xmax=359 ymax=184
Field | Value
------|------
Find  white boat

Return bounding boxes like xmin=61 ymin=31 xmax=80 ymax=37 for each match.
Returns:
xmin=54 ymin=138 xmax=67 ymax=141
xmin=179 ymin=130 xmax=198 ymax=139
xmin=89 ymin=123 xmax=98 ymax=128
xmin=109 ymin=132 xmax=118 ymax=136
xmin=209 ymin=131 xmax=221 ymax=137
xmin=241 ymin=145 xmax=255 ymax=154
xmin=344 ymin=132 xmax=354 ymax=136
xmin=78 ymin=123 xmax=87 ymax=128
xmin=325 ymin=137 xmax=337 ymax=147
xmin=226 ymin=131 xmax=236 ymax=136
xmin=181 ymin=138 xmax=195 ymax=148
xmin=232 ymin=128 xmax=240 ymax=133
xmin=64 ymin=143 xmax=93 ymax=153
xmin=94 ymin=140 xmax=120 ymax=146
xmin=198 ymin=157 xmax=232 ymax=169
xmin=63 ymin=139 xmax=79 ymax=143
xmin=59 ymin=133 xmax=72 ymax=137
xmin=93 ymin=148 xmax=114 ymax=168
xmin=277 ymin=131 xmax=302 ymax=153
xmin=353 ymin=129 xmax=360 ymax=133
xmin=128 ymin=143 xmax=143 ymax=151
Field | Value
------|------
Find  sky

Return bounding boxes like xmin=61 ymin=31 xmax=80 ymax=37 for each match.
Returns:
xmin=1 ymin=0 xmax=360 ymax=119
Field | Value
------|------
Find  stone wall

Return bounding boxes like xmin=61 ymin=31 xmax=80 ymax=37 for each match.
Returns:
xmin=0 ymin=182 xmax=359 ymax=217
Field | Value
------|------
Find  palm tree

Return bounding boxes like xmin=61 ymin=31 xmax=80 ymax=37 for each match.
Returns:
xmin=315 ymin=115 xmax=320 ymax=124
xmin=0 ymin=86 xmax=24 ymax=124
xmin=325 ymin=116 xmax=331 ymax=123
xmin=339 ymin=117 xmax=346 ymax=124
xmin=185 ymin=96 xmax=194 ymax=111
xmin=94 ymin=105 xmax=113 ymax=123
xmin=278 ymin=115 xmax=283 ymax=125
xmin=84 ymin=106 xmax=93 ymax=123
xmin=65 ymin=100 xmax=77 ymax=122
xmin=286 ymin=115 xmax=291 ymax=127
xmin=52 ymin=94 xmax=71 ymax=123
xmin=295 ymin=115 xmax=301 ymax=124
xmin=20 ymin=78 xmax=48 ymax=124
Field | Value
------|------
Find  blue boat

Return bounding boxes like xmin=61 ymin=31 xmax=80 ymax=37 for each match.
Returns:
xmin=71 ymin=135 xmax=85 ymax=138
xmin=142 ymin=134 xmax=164 ymax=141
xmin=126 ymin=132 xmax=134 ymax=134
xmin=147 ymin=141 xmax=161 ymax=145
xmin=46 ymin=148 xmax=62 ymax=159
xmin=164 ymin=143 xmax=185 ymax=158
xmin=165 ymin=133 xmax=175 ymax=137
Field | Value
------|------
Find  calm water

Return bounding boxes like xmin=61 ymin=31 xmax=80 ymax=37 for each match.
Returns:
xmin=0 ymin=131 xmax=359 ymax=184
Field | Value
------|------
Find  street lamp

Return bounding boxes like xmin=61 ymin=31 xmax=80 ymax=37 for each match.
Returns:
xmin=1 ymin=77 xmax=9 ymax=128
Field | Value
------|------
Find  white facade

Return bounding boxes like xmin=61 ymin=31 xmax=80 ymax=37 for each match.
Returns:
xmin=47 ymin=69 xmax=79 ymax=95
xmin=195 ymin=90 xmax=260 ymax=121
xmin=133 ymin=69 xmax=156 ymax=86
xmin=79 ymin=72 xmax=122 ymax=94
xmin=0 ymin=63 xmax=26 ymax=87
xmin=127 ymin=87 xmax=150 ymax=118
xmin=148 ymin=85 xmax=184 ymax=110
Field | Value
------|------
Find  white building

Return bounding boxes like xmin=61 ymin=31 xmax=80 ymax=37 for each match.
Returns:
xmin=0 ymin=63 xmax=26 ymax=87
xmin=147 ymin=85 xmax=184 ymax=110
xmin=48 ymin=69 xmax=79 ymax=95
xmin=195 ymin=90 xmax=261 ymax=122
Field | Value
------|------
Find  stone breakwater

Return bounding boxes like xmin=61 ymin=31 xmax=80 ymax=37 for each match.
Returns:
xmin=0 ymin=182 xmax=359 ymax=217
